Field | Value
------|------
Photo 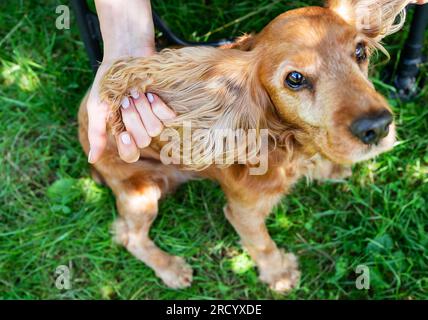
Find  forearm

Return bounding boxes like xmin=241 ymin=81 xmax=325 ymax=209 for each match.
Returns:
xmin=95 ymin=0 xmax=155 ymax=61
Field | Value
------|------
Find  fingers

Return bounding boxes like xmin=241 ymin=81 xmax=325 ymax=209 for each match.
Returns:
xmin=119 ymin=91 xmax=176 ymax=148
xmin=89 ymin=87 xmax=175 ymax=164
xmin=116 ymin=131 xmax=140 ymax=163
xmin=87 ymin=99 xmax=108 ymax=164
xmin=147 ymin=92 xmax=176 ymax=121
xmin=121 ymin=96 xmax=152 ymax=148
xmin=133 ymin=93 xmax=164 ymax=137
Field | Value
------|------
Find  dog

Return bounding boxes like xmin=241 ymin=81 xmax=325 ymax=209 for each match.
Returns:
xmin=78 ymin=0 xmax=408 ymax=293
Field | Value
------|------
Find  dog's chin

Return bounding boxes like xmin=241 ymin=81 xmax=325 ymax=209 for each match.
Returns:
xmin=317 ymin=125 xmax=396 ymax=165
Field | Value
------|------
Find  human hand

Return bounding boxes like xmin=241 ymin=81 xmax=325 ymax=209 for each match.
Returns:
xmin=87 ymin=60 xmax=175 ymax=164
xmin=88 ymin=0 xmax=176 ymax=164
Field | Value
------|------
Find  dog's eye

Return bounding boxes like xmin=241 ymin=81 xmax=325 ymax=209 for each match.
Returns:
xmin=285 ymin=71 xmax=307 ymax=90
xmin=355 ymin=43 xmax=367 ymax=63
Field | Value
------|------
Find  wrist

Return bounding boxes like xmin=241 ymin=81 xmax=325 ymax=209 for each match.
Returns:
xmin=103 ymin=42 xmax=155 ymax=62
xmin=95 ymin=0 xmax=156 ymax=61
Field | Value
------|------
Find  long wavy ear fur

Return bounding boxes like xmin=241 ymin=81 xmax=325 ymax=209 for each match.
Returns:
xmin=100 ymin=47 xmax=278 ymax=171
xmin=222 ymin=34 xmax=256 ymax=51
xmin=327 ymin=0 xmax=410 ymax=41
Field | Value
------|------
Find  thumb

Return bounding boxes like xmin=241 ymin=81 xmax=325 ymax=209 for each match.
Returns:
xmin=87 ymin=100 xmax=108 ymax=164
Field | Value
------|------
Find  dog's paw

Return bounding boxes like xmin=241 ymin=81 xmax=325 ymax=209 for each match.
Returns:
xmin=157 ymin=256 xmax=193 ymax=289
xmin=259 ymin=251 xmax=300 ymax=294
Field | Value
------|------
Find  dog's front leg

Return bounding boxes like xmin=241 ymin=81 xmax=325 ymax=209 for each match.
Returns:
xmin=109 ymin=178 xmax=193 ymax=289
xmin=224 ymin=195 xmax=300 ymax=293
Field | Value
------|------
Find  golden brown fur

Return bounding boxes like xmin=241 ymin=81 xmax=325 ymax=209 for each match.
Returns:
xmin=78 ymin=0 xmax=409 ymax=292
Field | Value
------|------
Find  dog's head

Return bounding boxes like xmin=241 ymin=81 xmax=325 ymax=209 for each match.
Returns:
xmin=239 ymin=0 xmax=408 ymax=164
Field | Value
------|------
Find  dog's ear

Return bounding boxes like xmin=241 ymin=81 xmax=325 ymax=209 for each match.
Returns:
xmin=224 ymin=34 xmax=256 ymax=51
xmin=327 ymin=0 xmax=409 ymax=41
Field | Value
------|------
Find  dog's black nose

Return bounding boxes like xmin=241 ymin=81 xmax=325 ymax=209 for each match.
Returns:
xmin=350 ymin=110 xmax=393 ymax=145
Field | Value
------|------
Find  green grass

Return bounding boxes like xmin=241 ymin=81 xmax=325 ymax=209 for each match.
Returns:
xmin=0 ymin=0 xmax=427 ymax=300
